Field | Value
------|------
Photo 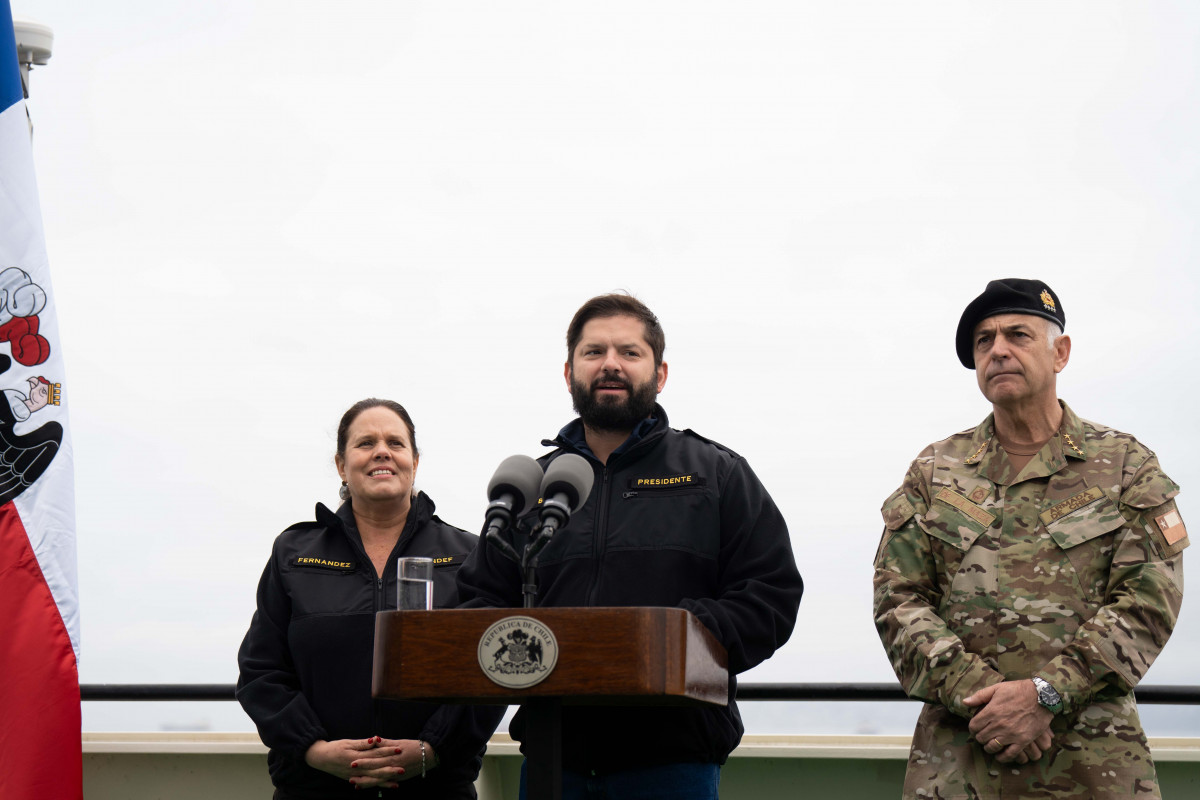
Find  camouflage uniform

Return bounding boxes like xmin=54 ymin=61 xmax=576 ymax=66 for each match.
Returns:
xmin=874 ymin=403 xmax=1188 ymax=800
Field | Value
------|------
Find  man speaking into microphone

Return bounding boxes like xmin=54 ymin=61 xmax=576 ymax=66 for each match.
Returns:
xmin=457 ymin=293 xmax=803 ymax=799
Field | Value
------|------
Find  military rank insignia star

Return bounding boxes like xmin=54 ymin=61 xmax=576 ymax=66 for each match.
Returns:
xmin=1040 ymin=289 xmax=1056 ymax=312
xmin=964 ymin=439 xmax=990 ymax=465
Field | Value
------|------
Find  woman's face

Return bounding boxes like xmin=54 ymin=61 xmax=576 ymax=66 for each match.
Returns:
xmin=335 ymin=406 xmax=418 ymax=508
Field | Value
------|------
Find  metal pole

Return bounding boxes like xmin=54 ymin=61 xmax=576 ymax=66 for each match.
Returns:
xmin=12 ymin=18 xmax=52 ymax=137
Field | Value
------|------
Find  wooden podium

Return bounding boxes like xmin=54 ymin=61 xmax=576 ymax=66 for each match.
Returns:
xmin=373 ymin=607 xmax=728 ymax=800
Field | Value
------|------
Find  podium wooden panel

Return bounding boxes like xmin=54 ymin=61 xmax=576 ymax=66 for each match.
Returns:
xmin=372 ymin=606 xmax=728 ymax=706
xmin=374 ymin=607 xmax=727 ymax=800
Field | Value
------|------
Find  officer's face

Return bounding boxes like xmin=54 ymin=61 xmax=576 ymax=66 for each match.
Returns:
xmin=973 ymin=314 xmax=1070 ymax=408
xmin=565 ymin=314 xmax=667 ymax=432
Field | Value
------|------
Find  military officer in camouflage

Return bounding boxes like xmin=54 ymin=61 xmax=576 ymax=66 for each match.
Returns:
xmin=873 ymin=278 xmax=1189 ymax=799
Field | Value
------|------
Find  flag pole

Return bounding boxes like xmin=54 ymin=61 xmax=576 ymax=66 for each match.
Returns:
xmin=12 ymin=17 xmax=51 ymax=136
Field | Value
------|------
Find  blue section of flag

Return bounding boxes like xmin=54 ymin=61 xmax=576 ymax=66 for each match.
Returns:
xmin=1 ymin=0 xmax=22 ymax=113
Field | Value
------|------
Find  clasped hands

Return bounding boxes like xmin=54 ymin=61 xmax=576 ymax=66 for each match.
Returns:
xmin=963 ymin=680 xmax=1054 ymax=765
xmin=306 ymin=736 xmax=435 ymax=789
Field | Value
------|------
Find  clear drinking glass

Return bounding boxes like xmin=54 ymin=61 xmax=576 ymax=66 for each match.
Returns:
xmin=397 ymin=557 xmax=434 ymax=610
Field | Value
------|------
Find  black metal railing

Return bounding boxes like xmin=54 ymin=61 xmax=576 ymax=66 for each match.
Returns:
xmin=80 ymin=683 xmax=1200 ymax=704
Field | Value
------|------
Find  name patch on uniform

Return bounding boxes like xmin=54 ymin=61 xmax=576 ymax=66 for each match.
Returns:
xmin=1039 ymin=487 xmax=1105 ymax=526
xmin=432 ymin=554 xmax=466 ymax=567
xmin=1156 ymin=510 xmax=1188 ymax=545
xmin=934 ymin=488 xmax=995 ymax=528
xmin=292 ymin=556 xmax=355 ymax=571
xmin=628 ymin=473 xmax=704 ymax=489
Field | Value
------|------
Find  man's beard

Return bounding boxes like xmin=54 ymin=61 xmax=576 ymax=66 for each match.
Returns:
xmin=570 ymin=373 xmax=658 ymax=432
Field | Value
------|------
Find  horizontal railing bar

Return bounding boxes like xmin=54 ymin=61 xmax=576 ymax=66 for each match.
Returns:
xmin=80 ymin=683 xmax=1200 ymax=704
xmin=83 ymin=684 xmax=236 ymax=701
xmin=737 ymin=683 xmax=908 ymax=701
xmin=736 ymin=683 xmax=1200 ymax=704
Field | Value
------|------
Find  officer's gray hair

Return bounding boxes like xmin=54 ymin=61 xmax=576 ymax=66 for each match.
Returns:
xmin=1045 ymin=319 xmax=1062 ymax=351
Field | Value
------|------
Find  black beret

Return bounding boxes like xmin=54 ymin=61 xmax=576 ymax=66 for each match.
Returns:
xmin=956 ymin=278 xmax=1065 ymax=369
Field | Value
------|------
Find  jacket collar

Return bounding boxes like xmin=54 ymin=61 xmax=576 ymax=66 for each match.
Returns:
xmin=963 ymin=400 xmax=1088 ymax=485
xmin=314 ymin=490 xmax=435 ymax=533
xmin=545 ymin=404 xmax=669 ymax=463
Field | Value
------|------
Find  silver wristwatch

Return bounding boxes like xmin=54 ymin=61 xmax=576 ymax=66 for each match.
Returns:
xmin=1032 ymin=676 xmax=1063 ymax=714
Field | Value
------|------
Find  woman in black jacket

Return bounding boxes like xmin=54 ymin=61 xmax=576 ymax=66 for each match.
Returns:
xmin=238 ymin=398 xmax=503 ymax=799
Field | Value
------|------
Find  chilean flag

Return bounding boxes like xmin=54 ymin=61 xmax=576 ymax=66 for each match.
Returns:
xmin=0 ymin=4 xmax=80 ymax=798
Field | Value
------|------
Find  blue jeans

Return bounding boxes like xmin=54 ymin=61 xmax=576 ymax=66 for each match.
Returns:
xmin=519 ymin=761 xmax=720 ymax=800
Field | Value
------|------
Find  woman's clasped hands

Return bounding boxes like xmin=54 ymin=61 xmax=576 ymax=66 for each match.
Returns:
xmin=305 ymin=736 xmax=436 ymax=789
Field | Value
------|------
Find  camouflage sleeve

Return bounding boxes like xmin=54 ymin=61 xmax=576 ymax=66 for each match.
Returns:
xmin=1036 ymin=455 xmax=1187 ymax=716
xmin=873 ymin=459 xmax=1004 ymax=719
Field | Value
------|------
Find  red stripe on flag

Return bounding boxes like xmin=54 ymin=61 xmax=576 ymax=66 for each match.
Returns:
xmin=0 ymin=502 xmax=81 ymax=800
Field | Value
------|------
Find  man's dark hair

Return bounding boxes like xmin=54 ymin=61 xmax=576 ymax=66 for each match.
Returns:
xmin=566 ymin=293 xmax=666 ymax=367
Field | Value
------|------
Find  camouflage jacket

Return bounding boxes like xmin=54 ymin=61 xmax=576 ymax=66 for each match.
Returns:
xmin=873 ymin=402 xmax=1187 ymax=799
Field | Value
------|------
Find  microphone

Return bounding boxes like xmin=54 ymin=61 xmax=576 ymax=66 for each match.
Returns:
xmin=535 ymin=454 xmax=594 ymax=541
xmin=482 ymin=455 xmax=545 ymax=562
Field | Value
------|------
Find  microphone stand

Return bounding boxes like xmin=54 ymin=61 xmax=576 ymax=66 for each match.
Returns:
xmin=521 ymin=526 xmax=543 ymax=609
xmin=481 ymin=515 xmax=543 ymax=609
xmin=484 ymin=506 xmax=569 ymax=609
xmin=481 ymin=493 xmax=577 ymax=800
xmin=518 ymin=496 xmax=572 ymax=608
xmin=481 ymin=494 xmax=521 ymax=556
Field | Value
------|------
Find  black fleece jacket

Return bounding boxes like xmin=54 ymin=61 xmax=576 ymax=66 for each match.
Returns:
xmin=237 ymin=493 xmax=504 ymax=799
xmin=456 ymin=406 xmax=803 ymax=771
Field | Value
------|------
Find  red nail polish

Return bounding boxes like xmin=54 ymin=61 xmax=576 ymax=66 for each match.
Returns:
xmin=395 ymin=748 xmax=402 ymax=754
xmin=351 ymin=762 xmax=358 ymax=768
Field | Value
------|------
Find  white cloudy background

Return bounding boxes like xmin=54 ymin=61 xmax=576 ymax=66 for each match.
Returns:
xmin=11 ymin=1 xmax=1200 ymax=734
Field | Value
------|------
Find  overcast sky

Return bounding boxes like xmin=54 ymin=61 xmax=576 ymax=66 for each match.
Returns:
xmin=11 ymin=1 xmax=1200 ymax=734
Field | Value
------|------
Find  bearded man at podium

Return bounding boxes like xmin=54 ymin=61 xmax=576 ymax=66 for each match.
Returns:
xmin=458 ymin=293 xmax=804 ymax=800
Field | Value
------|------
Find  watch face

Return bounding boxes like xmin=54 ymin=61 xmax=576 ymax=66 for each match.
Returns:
xmin=1035 ymin=679 xmax=1061 ymax=708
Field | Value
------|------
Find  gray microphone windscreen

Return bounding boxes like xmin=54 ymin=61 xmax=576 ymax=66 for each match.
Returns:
xmin=487 ymin=455 xmax=545 ymax=516
xmin=539 ymin=454 xmax=594 ymax=513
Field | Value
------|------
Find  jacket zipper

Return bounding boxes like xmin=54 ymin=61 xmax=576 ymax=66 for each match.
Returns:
xmin=332 ymin=502 xmax=425 ymax=757
xmin=585 ymin=467 xmax=611 ymax=606
xmin=364 ymin=539 xmax=389 ymax=744
xmin=372 ymin=571 xmax=384 ymax=739
xmin=549 ymin=424 xmax=665 ymax=607
xmin=623 ymin=485 xmax=705 ymax=499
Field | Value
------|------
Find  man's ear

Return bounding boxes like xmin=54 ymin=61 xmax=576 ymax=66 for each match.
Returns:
xmin=1053 ymin=335 xmax=1071 ymax=374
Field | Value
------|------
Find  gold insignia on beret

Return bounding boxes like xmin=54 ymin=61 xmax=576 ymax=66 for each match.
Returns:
xmin=1040 ymin=289 xmax=1056 ymax=312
